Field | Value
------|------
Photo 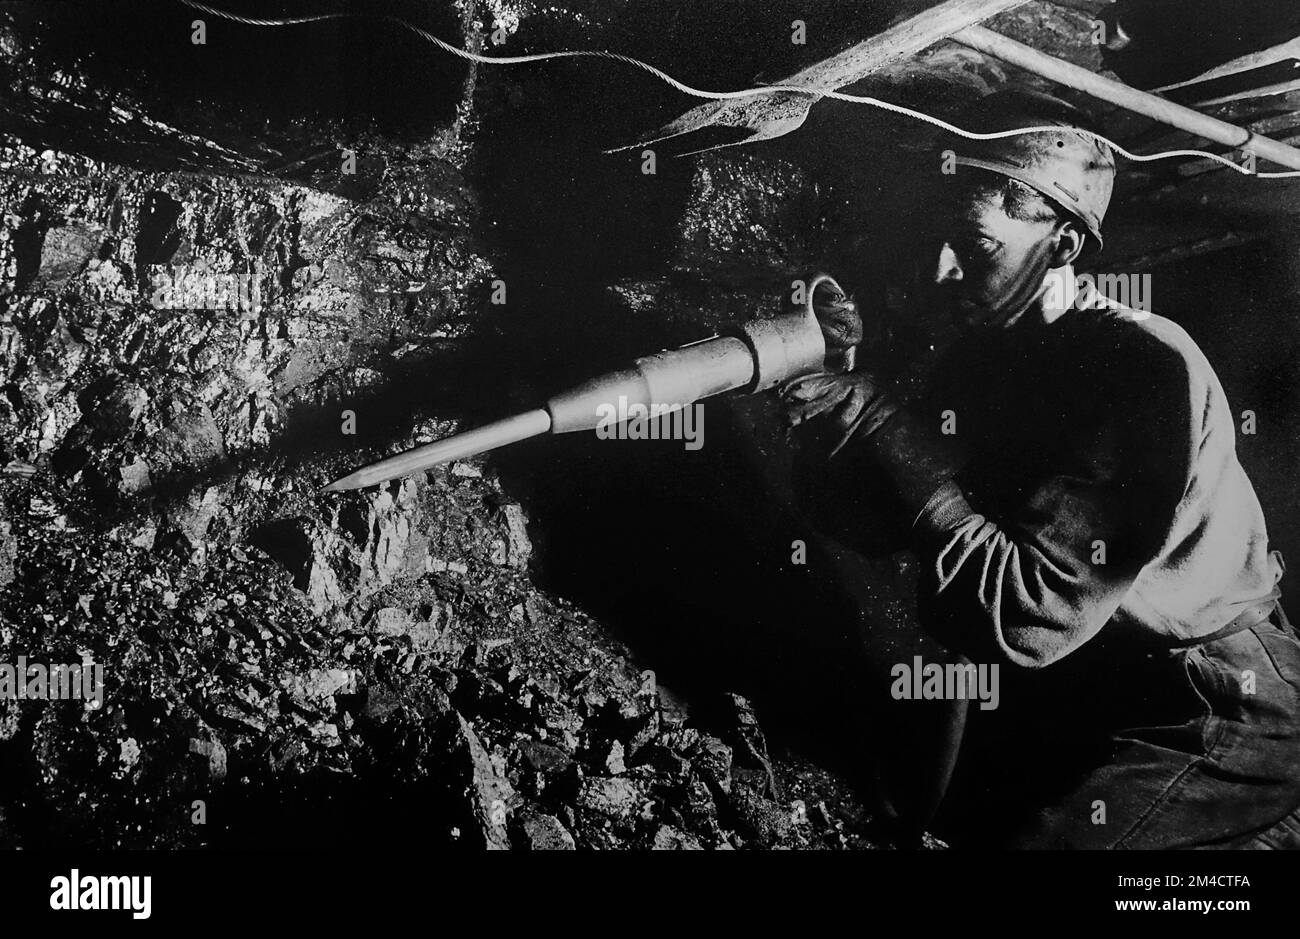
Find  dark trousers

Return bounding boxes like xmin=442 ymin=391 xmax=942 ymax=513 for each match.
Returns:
xmin=933 ymin=613 xmax=1300 ymax=849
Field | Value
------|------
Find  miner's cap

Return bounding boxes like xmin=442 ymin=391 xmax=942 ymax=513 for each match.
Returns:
xmin=947 ymin=89 xmax=1116 ymax=253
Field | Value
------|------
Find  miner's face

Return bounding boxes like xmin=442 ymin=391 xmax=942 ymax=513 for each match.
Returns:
xmin=923 ymin=187 xmax=1065 ymax=329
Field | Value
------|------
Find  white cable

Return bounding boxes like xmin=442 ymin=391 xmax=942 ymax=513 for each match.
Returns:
xmin=177 ymin=0 xmax=1300 ymax=178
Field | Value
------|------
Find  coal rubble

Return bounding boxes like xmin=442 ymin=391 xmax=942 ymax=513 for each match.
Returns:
xmin=0 ymin=464 xmax=880 ymax=850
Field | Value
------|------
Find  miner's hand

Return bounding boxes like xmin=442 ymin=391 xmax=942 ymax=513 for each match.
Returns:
xmin=780 ymin=370 xmax=901 ymax=455
xmin=801 ymin=273 xmax=862 ymax=372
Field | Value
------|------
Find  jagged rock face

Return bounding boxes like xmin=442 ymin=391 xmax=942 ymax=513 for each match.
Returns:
xmin=0 ymin=138 xmax=490 ymax=468
xmin=0 ymin=1 xmax=923 ymax=851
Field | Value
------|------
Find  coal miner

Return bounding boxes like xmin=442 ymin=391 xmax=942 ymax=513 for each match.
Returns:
xmin=783 ymin=90 xmax=1300 ymax=848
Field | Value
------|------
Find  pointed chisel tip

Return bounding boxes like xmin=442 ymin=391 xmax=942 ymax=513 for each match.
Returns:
xmin=321 ymin=475 xmax=356 ymax=493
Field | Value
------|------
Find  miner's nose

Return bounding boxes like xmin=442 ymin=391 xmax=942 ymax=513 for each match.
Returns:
xmin=935 ymin=242 xmax=963 ymax=284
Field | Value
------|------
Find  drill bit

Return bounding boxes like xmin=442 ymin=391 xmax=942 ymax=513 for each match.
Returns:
xmin=323 ymin=409 xmax=552 ymax=491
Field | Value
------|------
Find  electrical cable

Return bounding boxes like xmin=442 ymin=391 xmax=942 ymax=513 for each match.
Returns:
xmin=176 ymin=0 xmax=1299 ymax=178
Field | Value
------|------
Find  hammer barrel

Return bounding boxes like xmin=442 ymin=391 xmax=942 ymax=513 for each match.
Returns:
xmin=324 ymin=298 xmax=831 ymax=492
xmin=546 ymin=336 xmax=755 ymax=433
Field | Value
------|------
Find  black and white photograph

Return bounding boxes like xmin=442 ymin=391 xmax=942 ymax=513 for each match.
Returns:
xmin=0 ymin=0 xmax=1297 ymax=920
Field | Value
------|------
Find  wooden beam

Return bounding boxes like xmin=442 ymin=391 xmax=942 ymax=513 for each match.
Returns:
xmin=952 ymin=24 xmax=1300 ymax=171
xmin=1179 ymin=132 xmax=1300 ymax=177
xmin=1128 ymin=108 xmax=1300 ymax=165
xmin=763 ymin=0 xmax=1028 ymax=96
xmin=616 ymin=0 xmax=1030 ymax=153
xmin=1151 ymin=36 xmax=1300 ymax=94
xmin=1189 ymin=78 xmax=1300 ymax=109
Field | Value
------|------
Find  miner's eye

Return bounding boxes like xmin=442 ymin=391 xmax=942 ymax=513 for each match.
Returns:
xmin=952 ymin=234 xmax=998 ymax=260
xmin=968 ymin=236 xmax=1000 ymax=260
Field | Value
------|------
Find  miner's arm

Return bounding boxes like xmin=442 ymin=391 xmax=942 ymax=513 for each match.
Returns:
xmin=789 ymin=339 xmax=1195 ymax=668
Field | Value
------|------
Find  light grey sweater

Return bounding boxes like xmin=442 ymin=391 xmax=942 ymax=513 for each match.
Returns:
xmin=869 ymin=292 xmax=1283 ymax=668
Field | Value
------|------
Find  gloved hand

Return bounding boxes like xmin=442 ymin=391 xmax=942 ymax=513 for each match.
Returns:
xmin=802 ymin=273 xmax=862 ymax=373
xmin=780 ymin=369 xmax=901 ymax=456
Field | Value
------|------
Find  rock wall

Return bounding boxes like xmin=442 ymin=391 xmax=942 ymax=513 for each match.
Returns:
xmin=0 ymin=3 xmax=902 ymax=850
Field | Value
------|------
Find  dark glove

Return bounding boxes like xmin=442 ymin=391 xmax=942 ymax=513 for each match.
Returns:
xmin=780 ymin=369 xmax=901 ymax=456
xmin=783 ymin=371 xmax=967 ymax=536
xmin=801 ymin=273 xmax=862 ymax=373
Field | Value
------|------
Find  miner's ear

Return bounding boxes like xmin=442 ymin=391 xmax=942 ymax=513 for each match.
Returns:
xmin=1051 ymin=220 xmax=1086 ymax=267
